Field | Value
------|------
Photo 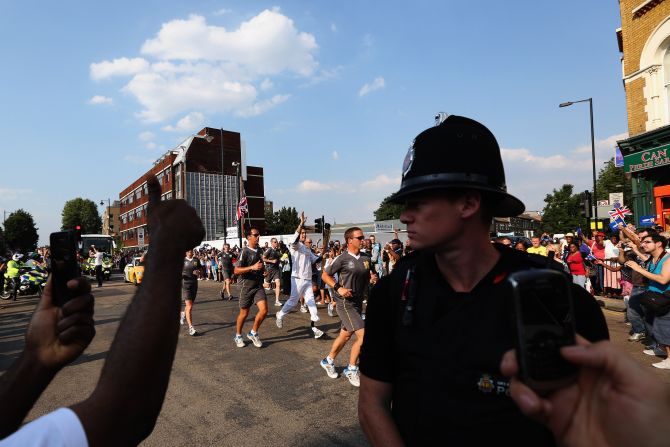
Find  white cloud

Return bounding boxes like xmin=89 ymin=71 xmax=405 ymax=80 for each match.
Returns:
xmin=359 ymin=76 xmax=385 ymax=97
xmin=332 ymin=150 xmax=339 ymax=160
xmin=0 ymin=188 xmax=32 ymax=202
xmin=297 ymin=180 xmax=334 ymax=192
xmin=361 ymin=174 xmax=401 ymax=190
xmin=501 ymin=148 xmax=572 ymax=169
xmin=88 ymin=95 xmax=113 ymax=105
xmin=89 ymin=10 xmax=319 ymax=122
xmin=124 ymin=155 xmax=155 ymax=165
xmin=162 ymin=112 xmax=206 ymax=132
xmin=140 ymin=12 xmax=317 ymax=76
xmin=573 ymin=132 xmax=629 ymax=157
xmin=236 ymin=94 xmax=290 ymax=118
xmin=501 ymin=132 xmax=627 ymax=212
xmin=138 ymin=131 xmax=155 ymax=141
xmin=146 ymin=142 xmax=157 ymax=150
xmin=90 ymin=57 xmax=150 ymax=81
xmin=213 ymin=8 xmax=231 ymax=16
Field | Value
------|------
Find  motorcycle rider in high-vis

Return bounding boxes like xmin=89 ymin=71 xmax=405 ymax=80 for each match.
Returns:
xmin=4 ymin=253 xmax=24 ymax=297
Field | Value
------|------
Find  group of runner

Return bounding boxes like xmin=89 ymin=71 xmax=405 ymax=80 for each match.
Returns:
xmin=179 ymin=212 xmax=378 ymax=387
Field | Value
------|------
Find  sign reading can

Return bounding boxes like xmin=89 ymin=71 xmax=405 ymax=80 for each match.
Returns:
xmin=624 ymin=144 xmax=670 ymax=173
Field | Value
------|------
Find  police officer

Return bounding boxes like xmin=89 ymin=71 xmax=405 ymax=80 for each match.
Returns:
xmin=358 ymin=114 xmax=609 ymax=446
xmin=4 ymin=254 xmax=24 ymax=298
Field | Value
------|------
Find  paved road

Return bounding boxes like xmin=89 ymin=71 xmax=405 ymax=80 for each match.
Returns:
xmin=1 ymin=276 xmax=669 ymax=446
xmin=1 ymin=276 xmax=365 ymax=446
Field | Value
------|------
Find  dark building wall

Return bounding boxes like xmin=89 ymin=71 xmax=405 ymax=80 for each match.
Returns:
xmin=245 ymin=166 xmax=265 ymax=234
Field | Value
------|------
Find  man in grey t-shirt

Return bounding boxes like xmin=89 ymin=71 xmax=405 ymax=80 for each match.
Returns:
xmin=219 ymin=243 xmax=234 ymax=300
xmin=263 ymin=238 xmax=282 ymax=306
xmin=232 ymin=228 xmax=268 ymax=348
xmin=320 ymin=226 xmax=378 ymax=387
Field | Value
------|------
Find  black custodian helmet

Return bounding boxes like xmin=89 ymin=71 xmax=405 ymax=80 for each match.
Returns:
xmin=388 ymin=114 xmax=525 ymax=217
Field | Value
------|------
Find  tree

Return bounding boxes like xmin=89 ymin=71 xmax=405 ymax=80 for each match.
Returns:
xmin=265 ymin=207 xmax=300 ymax=234
xmin=61 ymin=198 xmax=102 ymax=233
xmin=4 ymin=209 xmax=39 ymax=252
xmin=540 ymin=184 xmax=583 ymax=235
xmin=595 ymin=158 xmax=632 ymax=208
xmin=374 ymin=195 xmax=404 ymax=221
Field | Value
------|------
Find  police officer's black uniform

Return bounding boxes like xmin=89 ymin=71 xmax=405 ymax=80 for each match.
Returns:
xmin=358 ymin=114 xmax=609 ymax=446
xmin=361 ymin=246 xmax=608 ymax=445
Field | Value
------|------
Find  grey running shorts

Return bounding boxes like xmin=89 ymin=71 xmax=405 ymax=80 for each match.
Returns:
xmin=336 ymin=298 xmax=364 ymax=332
xmin=182 ymin=279 xmax=198 ymax=301
xmin=239 ymin=287 xmax=267 ymax=309
xmin=265 ymin=268 xmax=281 ymax=283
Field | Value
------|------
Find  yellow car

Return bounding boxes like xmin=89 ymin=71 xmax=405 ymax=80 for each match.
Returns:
xmin=124 ymin=256 xmax=145 ymax=286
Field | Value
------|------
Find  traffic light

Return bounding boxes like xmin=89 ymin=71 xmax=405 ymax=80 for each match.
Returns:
xmin=314 ymin=217 xmax=323 ymax=234
xmin=580 ymin=190 xmax=592 ymax=218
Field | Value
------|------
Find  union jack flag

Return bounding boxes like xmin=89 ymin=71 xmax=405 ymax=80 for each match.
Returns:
xmin=236 ymin=196 xmax=248 ymax=221
xmin=608 ymin=205 xmax=632 ymax=222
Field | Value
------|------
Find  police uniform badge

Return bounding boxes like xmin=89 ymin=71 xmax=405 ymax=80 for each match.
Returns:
xmin=477 ymin=374 xmax=495 ymax=394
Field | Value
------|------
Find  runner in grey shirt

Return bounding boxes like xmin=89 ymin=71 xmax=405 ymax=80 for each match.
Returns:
xmin=233 ymin=228 xmax=268 ymax=348
xmin=219 ymin=244 xmax=234 ymax=300
xmin=320 ymin=226 xmax=378 ymax=387
xmin=263 ymin=237 xmax=282 ymax=306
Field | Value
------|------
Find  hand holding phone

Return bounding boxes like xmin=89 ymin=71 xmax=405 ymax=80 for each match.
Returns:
xmin=508 ymin=269 xmax=577 ymax=391
xmin=49 ymin=229 xmax=82 ymax=306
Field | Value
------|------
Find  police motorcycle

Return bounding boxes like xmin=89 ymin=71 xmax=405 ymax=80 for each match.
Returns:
xmin=1 ymin=263 xmax=48 ymax=300
xmin=83 ymin=254 xmax=113 ymax=280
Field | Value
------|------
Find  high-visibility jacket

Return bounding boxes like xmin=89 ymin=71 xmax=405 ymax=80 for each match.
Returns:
xmin=5 ymin=260 xmax=22 ymax=278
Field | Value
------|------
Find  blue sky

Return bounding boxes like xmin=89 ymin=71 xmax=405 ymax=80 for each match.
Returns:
xmin=0 ymin=1 xmax=627 ymax=244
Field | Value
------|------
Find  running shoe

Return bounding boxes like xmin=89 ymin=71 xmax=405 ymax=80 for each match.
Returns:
xmin=220 ymin=291 xmax=225 ymax=300
xmin=276 ymin=314 xmax=283 ymax=329
xmin=652 ymin=358 xmax=670 ymax=369
xmin=234 ymin=335 xmax=245 ymax=348
xmin=300 ymin=305 xmax=308 ymax=313
xmin=327 ymin=304 xmax=334 ymax=317
xmin=628 ymin=332 xmax=645 ymax=341
xmin=343 ymin=366 xmax=360 ymax=387
xmin=275 ymin=300 xmax=282 ymax=307
xmin=247 ymin=332 xmax=263 ymax=348
xmin=180 ymin=311 xmax=185 ymax=326
xmin=312 ymin=327 xmax=324 ymax=339
xmin=188 ymin=326 xmax=198 ymax=336
xmin=320 ymin=358 xmax=338 ymax=378
xmin=643 ymin=348 xmax=667 ymax=357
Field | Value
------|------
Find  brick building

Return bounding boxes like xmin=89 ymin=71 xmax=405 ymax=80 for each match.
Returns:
xmin=101 ymin=200 xmax=120 ymax=236
xmin=118 ymin=128 xmax=265 ymax=248
xmin=617 ymin=0 xmax=670 ymax=227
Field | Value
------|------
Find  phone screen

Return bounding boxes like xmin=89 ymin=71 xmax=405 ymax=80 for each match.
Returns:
xmin=510 ymin=270 xmax=577 ymax=389
xmin=50 ymin=230 xmax=81 ymax=306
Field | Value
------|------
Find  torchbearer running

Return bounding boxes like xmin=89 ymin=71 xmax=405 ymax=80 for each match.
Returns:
xmin=276 ymin=212 xmax=328 ymax=338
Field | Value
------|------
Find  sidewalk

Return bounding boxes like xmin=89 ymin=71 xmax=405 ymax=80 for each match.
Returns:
xmin=594 ymin=295 xmax=626 ymax=312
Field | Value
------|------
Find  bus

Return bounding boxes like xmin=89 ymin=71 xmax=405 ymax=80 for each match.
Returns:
xmin=80 ymin=234 xmax=116 ymax=258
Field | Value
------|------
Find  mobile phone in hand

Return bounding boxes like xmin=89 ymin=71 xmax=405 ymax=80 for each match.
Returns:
xmin=49 ymin=229 xmax=82 ymax=306
xmin=508 ymin=269 xmax=578 ymax=391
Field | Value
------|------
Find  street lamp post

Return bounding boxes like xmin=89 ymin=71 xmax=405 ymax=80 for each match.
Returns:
xmin=232 ymin=161 xmax=243 ymax=249
xmin=560 ymin=98 xmax=597 ymax=233
xmin=99 ymin=199 xmax=112 ymax=235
